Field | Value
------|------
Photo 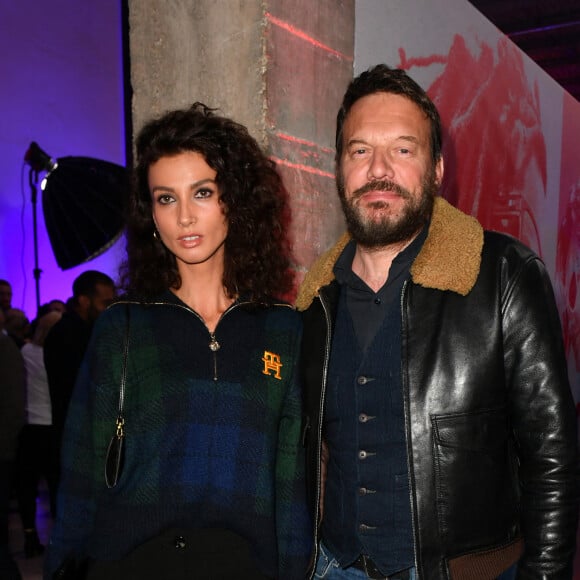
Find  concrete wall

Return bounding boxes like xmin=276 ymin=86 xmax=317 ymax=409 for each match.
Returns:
xmin=129 ymin=0 xmax=266 ymax=142
xmin=264 ymin=0 xmax=353 ymax=287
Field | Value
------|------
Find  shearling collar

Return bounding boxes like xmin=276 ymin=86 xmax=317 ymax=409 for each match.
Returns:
xmin=295 ymin=196 xmax=484 ymax=311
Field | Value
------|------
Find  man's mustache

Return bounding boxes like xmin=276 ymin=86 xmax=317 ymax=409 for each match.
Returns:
xmin=352 ymin=179 xmax=411 ymax=200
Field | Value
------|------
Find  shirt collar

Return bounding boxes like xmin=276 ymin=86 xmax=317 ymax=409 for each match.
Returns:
xmin=334 ymin=222 xmax=429 ymax=288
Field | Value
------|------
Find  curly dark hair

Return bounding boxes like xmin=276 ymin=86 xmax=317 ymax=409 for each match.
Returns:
xmin=119 ymin=102 xmax=293 ymax=303
xmin=335 ymin=64 xmax=443 ymax=166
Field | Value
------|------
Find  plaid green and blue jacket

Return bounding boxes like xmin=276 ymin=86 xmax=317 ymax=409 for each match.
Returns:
xmin=45 ymin=292 xmax=312 ymax=578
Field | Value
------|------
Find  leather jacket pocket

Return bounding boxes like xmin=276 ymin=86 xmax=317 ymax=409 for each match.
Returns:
xmin=432 ymin=407 xmax=520 ymax=548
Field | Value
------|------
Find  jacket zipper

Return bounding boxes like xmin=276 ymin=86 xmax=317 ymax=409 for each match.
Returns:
xmin=208 ymin=332 xmax=220 ymax=381
xmin=200 ymin=301 xmax=244 ymax=381
xmin=117 ymin=298 xmax=246 ymax=382
xmin=400 ymin=280 xmax=420 ymax=578
xmin=309 ymin=290 xmax=333 ymax=579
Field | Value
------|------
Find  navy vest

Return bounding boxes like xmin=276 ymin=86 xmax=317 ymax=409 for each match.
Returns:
xmin=321 ymin=288 xmax=414 ymax=575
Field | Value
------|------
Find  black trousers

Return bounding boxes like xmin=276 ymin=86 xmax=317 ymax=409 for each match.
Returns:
xmin=16 ymin=424 xmax=59 ymax=528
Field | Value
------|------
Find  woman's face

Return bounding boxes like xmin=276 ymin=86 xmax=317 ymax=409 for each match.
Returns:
xmin=149 ymin=151 xmax=228 ymax=273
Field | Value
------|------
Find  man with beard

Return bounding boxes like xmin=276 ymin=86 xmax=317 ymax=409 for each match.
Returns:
xmin=296 ymin=65 xmax=578 ymax=580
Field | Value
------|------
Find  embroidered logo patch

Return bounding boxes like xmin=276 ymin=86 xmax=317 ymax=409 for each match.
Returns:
xmin=262 ymin=351 xmax=283 ymax=380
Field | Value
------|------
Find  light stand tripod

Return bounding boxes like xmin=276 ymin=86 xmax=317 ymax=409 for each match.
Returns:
xmin=24 ymin=142 xmax=57 ymax=313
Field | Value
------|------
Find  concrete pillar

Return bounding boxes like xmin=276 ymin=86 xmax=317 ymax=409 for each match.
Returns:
xmin=128 ymin=1 xmax=266 ymax=141
xmin=128 ymin=0 xmax=354 ymax=293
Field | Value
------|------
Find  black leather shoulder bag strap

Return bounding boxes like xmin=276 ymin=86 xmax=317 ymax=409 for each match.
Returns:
xmin=105 ymin=302 xmax=130 ymax=488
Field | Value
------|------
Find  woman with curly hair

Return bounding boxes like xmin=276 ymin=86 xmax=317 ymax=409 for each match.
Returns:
xmin=45 ymin=103 xmax=312 ymax=580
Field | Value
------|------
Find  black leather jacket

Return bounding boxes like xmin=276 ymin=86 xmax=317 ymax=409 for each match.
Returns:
xmin=296 ymin=198 xmax=579 ymax=580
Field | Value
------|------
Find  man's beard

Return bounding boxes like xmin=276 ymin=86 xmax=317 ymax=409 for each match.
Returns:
xmin=337 ymin=167 xmax=438 ymax=248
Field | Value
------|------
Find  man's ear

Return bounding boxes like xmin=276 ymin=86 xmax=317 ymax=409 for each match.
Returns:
xmin=435 ymin=156 xmax=444 ymax=186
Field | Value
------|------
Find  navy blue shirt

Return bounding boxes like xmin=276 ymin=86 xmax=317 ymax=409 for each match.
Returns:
xmin=334 ymin=226 xmax=428 ymax=351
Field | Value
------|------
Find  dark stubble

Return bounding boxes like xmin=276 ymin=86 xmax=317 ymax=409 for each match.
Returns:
xmin=337 ymin=165 xmax=438 ymax=248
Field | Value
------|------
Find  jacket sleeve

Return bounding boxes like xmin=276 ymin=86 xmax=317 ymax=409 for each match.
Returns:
xmin=501 ymin=253 xmax=579 ymax=578
xmin=44 ymin=308 xmax=125 ymax=578
xmin=275 ymin=322 xmax=313 ymax=579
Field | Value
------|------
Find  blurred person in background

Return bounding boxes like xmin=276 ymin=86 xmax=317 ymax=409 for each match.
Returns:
xmin=4 ymin=308 xmax=31 ymax=349
xmin=17 ymin=310 xmax=63 ymax=558
xmin=0 ymin=279 xmax=13 ymax=314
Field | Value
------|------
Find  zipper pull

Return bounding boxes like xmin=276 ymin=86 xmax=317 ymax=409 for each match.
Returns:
xmin=209 ymin=335 xmax=220 ymax=351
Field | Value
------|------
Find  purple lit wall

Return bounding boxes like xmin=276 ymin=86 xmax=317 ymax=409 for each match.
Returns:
xmin=0 ymin=1 xmax=126 ymax=320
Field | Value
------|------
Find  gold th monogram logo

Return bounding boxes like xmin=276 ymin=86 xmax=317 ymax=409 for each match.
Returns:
xmin=262 ymin=351 xmax=283 ymax=380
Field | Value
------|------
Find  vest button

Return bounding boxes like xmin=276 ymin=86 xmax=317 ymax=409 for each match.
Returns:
xmin=357 ymin=376 xmax=368 ymax=385
xmin=358 ymin=450 xmax=367 ymax=459
xmin=174 ymin=536 xmax=186 ymax=549
xmin=358 ymin=486 xmax=375 ymax=495
xmin=359 ymin=413 xmax=369 ymax=423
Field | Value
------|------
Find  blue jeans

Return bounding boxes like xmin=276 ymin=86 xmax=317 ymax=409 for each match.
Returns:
xmin=314 ymin=543 xmax=416 ymax=579
xmin=314 ymin=543 xmax=518 ymax=579
xmin=496 ymin=564 xmax=517 ymax=580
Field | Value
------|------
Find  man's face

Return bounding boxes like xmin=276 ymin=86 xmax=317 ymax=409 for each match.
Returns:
xmin=337 ymin=92 xmax=443 ymax=247
xmin=86 ymin=282 xmax=115 ymax=323
xmin=0 ymin=283 xmax=12 ymax=311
